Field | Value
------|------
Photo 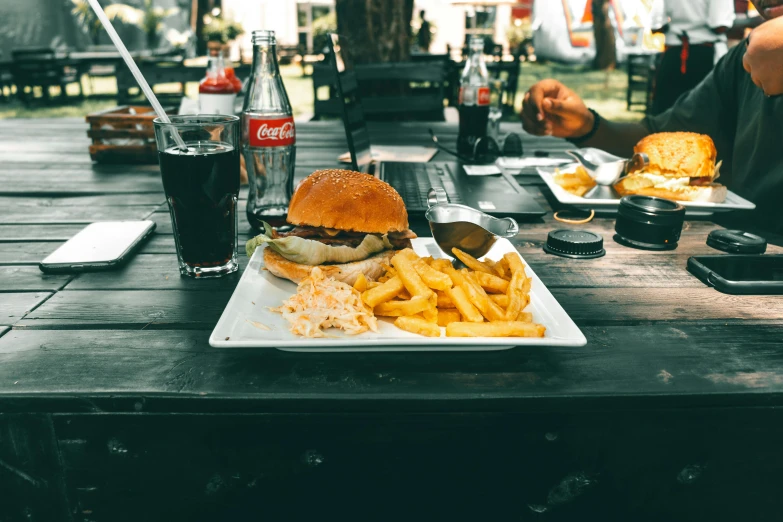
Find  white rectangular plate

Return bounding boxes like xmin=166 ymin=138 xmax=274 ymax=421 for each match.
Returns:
xmin=209 ymin=238 xmax=587 ymax=352
xmin=537 ymin=165 xmax=756 ymax=214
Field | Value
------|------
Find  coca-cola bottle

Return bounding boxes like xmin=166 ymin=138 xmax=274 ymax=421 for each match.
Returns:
xmin=199 ymin=48 xmax=237 ymax=115
xmin=457 ymin=36 xmax=490 ymax=156
xmin=242 ymin=30 xmax=296 ymax=229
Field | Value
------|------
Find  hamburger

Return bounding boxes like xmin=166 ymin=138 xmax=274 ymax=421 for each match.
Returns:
xmin=246 ymin=169 xmax=416 ymax=285
xmin=614 ymin=132 xmax=727 ymax=203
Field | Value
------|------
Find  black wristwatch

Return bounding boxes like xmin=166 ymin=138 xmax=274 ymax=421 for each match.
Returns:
xmin=566 ymin=109 xmax=601 ymax=146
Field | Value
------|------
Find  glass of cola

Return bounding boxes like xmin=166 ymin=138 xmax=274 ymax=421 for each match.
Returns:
xmin=154 ymin=115 xmax=241 ymax=278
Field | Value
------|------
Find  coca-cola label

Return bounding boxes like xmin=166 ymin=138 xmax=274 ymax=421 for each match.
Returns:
xmin=477 ymin=87 xmax=490 ymax=106
xmin=459 ymin=86 xmax=490 ymax=107
xmin=248 ymin=117 xmax=296 ymax=147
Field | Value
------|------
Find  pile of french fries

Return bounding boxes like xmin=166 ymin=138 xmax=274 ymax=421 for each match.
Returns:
xmin=351 ymin=247 xmax=546 ymax=338
xmin=553 ymin=165 xmax=597 ymax=197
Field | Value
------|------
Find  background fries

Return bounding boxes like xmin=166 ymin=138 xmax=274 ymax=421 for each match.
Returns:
xmin=363 ymin=247 xmax=545 ymax=339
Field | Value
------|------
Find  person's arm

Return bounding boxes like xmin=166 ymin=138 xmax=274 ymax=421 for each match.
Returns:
xmin=709 ymin=0 xmax=736 ymax=33
xmin=520 ymin=79 xmax=648 ymax=157
xmin=743 ymin=16 xmax=783 ymax=96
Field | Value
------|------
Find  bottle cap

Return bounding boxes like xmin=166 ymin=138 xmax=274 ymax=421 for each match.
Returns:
xmin=707 ymin=229 xmax=767 ymax=254
xmin=543 ymin=229 xmax=606 ymax=259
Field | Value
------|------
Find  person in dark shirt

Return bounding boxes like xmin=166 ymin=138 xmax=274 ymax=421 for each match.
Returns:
xmin=417 ymin=10 xmax=432 ymax=52
xmin=520 ymin=3 xmax=783 ymax=232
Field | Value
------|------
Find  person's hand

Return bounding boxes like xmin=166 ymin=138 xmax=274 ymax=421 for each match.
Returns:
xmin=743 ymin=16 xmax=783 ymax=96
xmin=520 ymin=79 xmax=594 ymax=138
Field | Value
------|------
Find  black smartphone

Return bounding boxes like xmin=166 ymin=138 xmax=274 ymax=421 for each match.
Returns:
xmin=39 ymin=220 xmax=156 ymax=273
xmin=687 ymin=255 xmax=783 ymax=295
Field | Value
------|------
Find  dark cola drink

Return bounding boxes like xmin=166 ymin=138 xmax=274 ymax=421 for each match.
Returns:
xmin=160 ymin=143 xmax=240 ymax=271
xmin=458 ymin=105 xmax=490 ymax=155
xmin=457 ymin=36 xmax=490 ymax=156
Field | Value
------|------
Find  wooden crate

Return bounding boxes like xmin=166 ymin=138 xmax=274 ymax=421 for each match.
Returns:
xmin=86 ymin=105 xmax=177 ymax=164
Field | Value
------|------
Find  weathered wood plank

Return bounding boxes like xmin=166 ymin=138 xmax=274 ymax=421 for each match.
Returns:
xmin=15 ymin=285 xmax=783 ymax=330
xmin=17 ymin=290 xmax=233 ymax=329
xmin=66 ymin=255 xmax=248 ymax=290
xmin=0 ymin=293 xmax=52 ymax=326
xmin=0 ymin=267 xmax=72 ymax=292
xmin=0 ymin=195 xmax=165 ymax=207
xmin=0 ymin=242 xmax=64 ymax=265
xmin=0 ymin=205 xmax=159 ymax=224
xmin=0 ymin=224 xmax=96 ymax=241
xmin=0 ymin=325 xmax=782 ymax=404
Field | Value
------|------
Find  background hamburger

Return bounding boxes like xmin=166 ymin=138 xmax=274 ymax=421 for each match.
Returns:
xmin=246 ymin=169 xmax=415 ymax=284
xmin=615 ymin=132 xmax=727 ymax=203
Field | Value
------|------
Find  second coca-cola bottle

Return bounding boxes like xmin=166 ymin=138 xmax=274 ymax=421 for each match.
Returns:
xmin=457 ymin=36 xmax=490 ymax=156
xmin=242 ymin=30 xmax=296 ymax=229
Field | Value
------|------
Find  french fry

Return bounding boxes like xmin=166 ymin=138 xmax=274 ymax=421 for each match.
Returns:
xmin=441 ymin=264 xmax=468 ymax=287
xmin=484 ymin=258 xmax=497 ymax=268
xmin=367 ymin=281 xmax=382 ymax=289
xmin=413 ymin=258 xmax=452 ymax=291
xmin=362 ymin=276 xmax=404 ymax=308
xmin=430 ymin=258 xmax=453 ymax=272
xmin=451 ymin=248 xmax=495 ymax=275
xmin=445 ymin=286 xmax=483 ymax=323
xmin=395 ymin=316 xmax=441 ymax=337
xmin=422 ymin=307 xmax=438 ymax=324
xmin=493 ymin=260 xmax=507 ymax=279
xmin=374 ymin=296 xmax=434 ymax=317
xmin=516 ymin=311 xmax=533 ymax=322
xmin=488 ymin=294 xmax=509 ymax=308
xmin=437 ymin=309 xmax=462 ymax=327
xmin=398 ymin=289 xmax=412 ymax=300
xmin=381 ymin=264 xmax=397 ymax=277
xmin=353 ymin=274 xmax=368 ymax=292
xmin=503 ymin=252 xmax=525 ymax=276
xmin=463 ymin=271 xmax=505 ymax=322
xmin=392 ymin=251 xmax=434 ymax=298
xmin=446 ymin=321 xmax=546 ymax=338
xmin=475 ymin=272 xmax=510 ymax=293
xmin=504 ymin=271 xmax=527 ymax=321
xmin=436 ymin=290 xmax=456 ymax=309
xmin=497 ymin=258 xmax=510 ymax=279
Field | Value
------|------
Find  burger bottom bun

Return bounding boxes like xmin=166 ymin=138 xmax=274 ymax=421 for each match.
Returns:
xmin=263 ymin=248 xmax=396 ymax=286
xmin=615 ymin=180 xmax=728 ymax=203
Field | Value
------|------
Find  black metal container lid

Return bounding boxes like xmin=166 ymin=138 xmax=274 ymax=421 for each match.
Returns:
xmin=543 ymin=229 xmax=606 ymax=259
xmin=707 ymin=229 xmax=767 ymax=254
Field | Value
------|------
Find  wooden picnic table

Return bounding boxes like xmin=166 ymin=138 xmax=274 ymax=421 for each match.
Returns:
xmin=1 ymin=118 xmax=783 ymax=521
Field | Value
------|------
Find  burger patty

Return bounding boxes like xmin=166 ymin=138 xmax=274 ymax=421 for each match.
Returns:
xmin=277 ymin=226 xmax=416 ymax=249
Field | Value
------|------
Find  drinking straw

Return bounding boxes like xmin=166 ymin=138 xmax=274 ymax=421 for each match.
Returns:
xmin=86 ymin=0 xmax=187 ymax=150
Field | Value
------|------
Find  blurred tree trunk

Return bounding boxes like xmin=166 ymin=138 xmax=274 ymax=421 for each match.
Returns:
xmin=592 ymin=0 xmax=616 ymax=70
xmin=335 ymin=0 xmax=414 ymax=64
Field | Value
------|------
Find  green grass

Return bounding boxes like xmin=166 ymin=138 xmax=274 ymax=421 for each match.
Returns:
xmin=514 ymin=61 xmax=643 ymax=123
xmin=0 ymin=62 xmax=640 ymax=123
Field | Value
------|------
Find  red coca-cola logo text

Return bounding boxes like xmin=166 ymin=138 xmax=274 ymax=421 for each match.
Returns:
xmin=477 ymin=87 xmax=490 ymax=106
xmin=247 ymin=117 xmax=296 ymax=147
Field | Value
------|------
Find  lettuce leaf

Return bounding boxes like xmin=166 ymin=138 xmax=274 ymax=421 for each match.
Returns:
xmin=246 ymin=222 xmax=392 ymax=265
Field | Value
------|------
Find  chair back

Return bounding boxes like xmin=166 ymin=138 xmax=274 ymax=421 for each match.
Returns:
xmin=11 ymin=48 xmax=66 ymax=86
xmin=313 ymin=59 xmax=447 ymax=121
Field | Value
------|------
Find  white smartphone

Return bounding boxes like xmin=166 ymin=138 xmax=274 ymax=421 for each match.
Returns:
xmin=39 ymin=220 xmax=156 ymax=273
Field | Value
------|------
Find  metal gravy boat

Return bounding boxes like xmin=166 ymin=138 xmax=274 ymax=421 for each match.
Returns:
xmin=425 ymin=188 xmax=519 ymax=258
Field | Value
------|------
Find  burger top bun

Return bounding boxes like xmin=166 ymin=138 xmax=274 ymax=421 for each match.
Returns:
xmin=286 ymin=169 xmax=409 ymax=234
xmin=632 ymin=132 xmax=717 ymax=179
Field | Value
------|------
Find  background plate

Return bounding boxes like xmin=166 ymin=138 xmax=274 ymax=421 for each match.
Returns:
xmin=537 ymin=165 xmax=756 ymax=215
xmin=209 ymin=238 xmax=587 ymax=352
